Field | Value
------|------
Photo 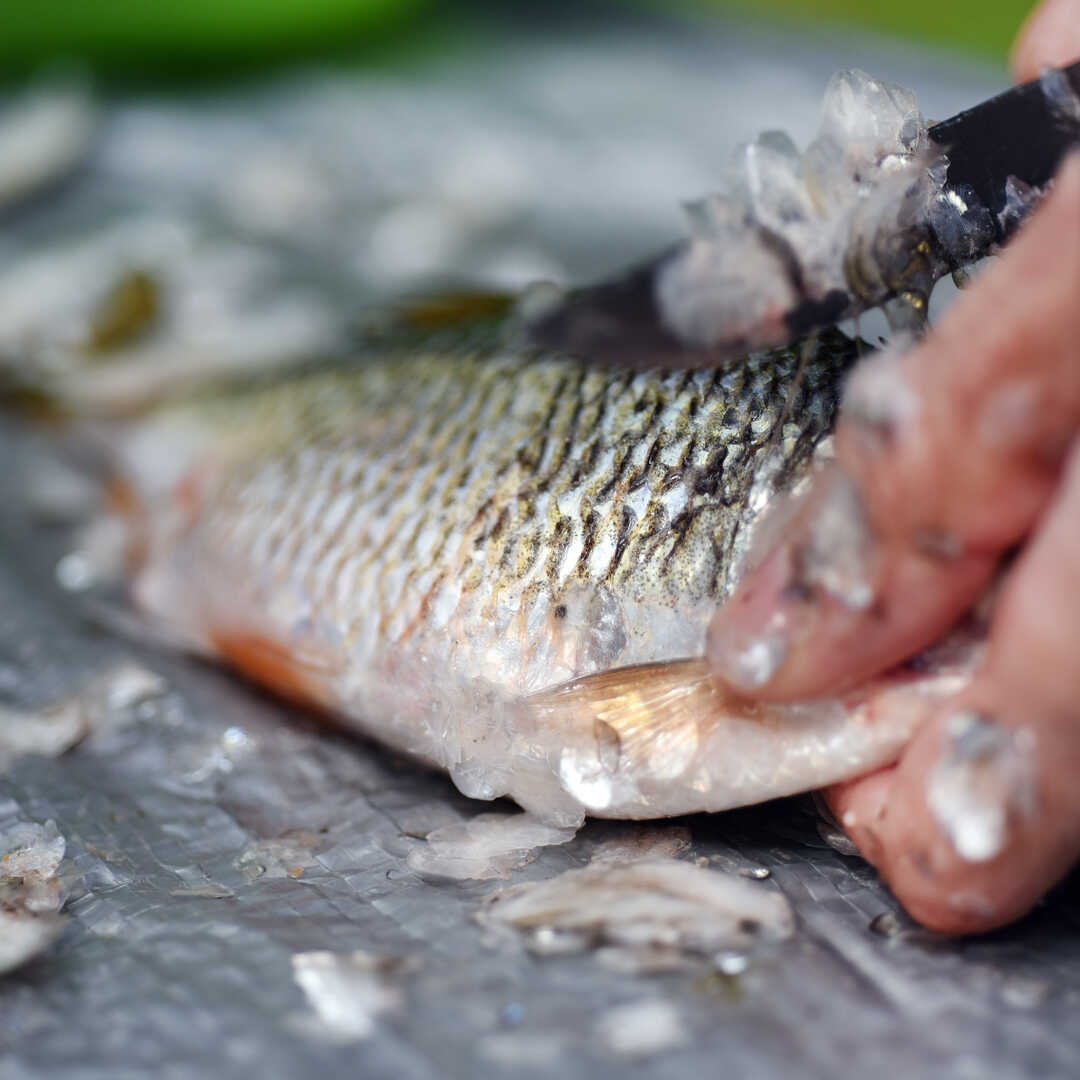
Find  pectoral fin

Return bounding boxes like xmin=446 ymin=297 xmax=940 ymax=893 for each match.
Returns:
xmin=526 ymin=655 xmax=974 ymax=818
xmin=210 ymin=631 xmax=339 ymax=710
xmin=531 ymin=659 xmax=749 ymax=783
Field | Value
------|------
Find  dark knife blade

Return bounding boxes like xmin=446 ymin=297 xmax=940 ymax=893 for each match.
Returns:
xmin=928 ymin=58 xmax=1080 ymax=237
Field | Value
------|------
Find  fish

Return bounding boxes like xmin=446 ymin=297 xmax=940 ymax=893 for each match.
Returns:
xmin=1 ymin=60 xmax=1007 ymax=827
xmin=11 ymin=302 xmax=977 ymax=828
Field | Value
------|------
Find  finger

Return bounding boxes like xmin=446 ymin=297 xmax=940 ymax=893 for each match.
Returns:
xmin=826 ymin=437 xmax=1080 ymax=935
xmin=1012 ymin=0 xmax=1080 ymax=83
xmin=707 ymin=152 xmax=1080 ymax=699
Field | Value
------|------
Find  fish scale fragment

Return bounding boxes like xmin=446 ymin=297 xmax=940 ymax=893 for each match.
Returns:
xmin=406 ymin=812 xmax=577 ymax=881
xmin=0 ymin=820 xmax=70 ymax=974
xmin=478 ymin=856 xmax=795 ymax=967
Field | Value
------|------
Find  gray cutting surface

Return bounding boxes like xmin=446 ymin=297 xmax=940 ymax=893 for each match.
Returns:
xmin=2 ymin=9 xmax=1079 ymax=1079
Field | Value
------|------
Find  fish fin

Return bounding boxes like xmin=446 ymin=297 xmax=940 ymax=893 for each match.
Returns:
xmin=209 ymin=631 xmax=337 ymax=710
xmin=528 ymin=659 xmax=756 ymax=781
xmin=391 ymin=292 xmax=516 ymax=331
xmin=526 ymin=657 xmax=973 ymax=817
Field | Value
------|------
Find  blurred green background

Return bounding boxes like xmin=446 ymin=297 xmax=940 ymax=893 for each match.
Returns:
xmin=718 ymin=0 xmax=1030 ymax=58
xmin=0 ymin=0 xmax=1035 ymax=81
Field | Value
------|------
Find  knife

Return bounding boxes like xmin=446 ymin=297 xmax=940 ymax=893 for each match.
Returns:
xmin=523 ymin=58 xmax=1080 ymax=367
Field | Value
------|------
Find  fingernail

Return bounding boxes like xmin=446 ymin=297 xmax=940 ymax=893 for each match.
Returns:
xmin=707 ymin=607 xmax=791 ymax=691
xmin=841 ymin=333 xmax=921 ymax=453
xmin=925 ymin=710 xmax=1038 ymax=863
xmin=707 ymin=466 xmax=876 ymax=691
xmin=793 ymin=466 xmax=877 ymax=612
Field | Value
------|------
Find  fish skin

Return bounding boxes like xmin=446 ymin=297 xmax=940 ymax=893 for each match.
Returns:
xmin=42 ymin=313 xmax=976 ymax=825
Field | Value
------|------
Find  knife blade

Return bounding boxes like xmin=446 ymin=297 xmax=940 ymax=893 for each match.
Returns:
xmin=929 ymin=59 xmax=1080 ymax=233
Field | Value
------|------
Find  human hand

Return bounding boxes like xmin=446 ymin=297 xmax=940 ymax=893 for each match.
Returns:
xmin=705 ymin=0 xmax=1080 ymax=934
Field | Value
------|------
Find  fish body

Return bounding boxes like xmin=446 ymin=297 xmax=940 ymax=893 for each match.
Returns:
xmin=74 ymin=312 xmax=972 ymax=826
xmin=132 ymin=319 xmax=847 ymax=693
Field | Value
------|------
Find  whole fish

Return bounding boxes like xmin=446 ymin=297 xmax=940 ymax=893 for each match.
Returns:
xmin=38 ymin=305 xmax=974 ymax=827
xmin=0 ymin=67 xmax=992 ymax=826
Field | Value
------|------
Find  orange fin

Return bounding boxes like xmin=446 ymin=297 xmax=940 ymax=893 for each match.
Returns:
xmin=394 ymin=292 xmax=515 ymax=330
xmin=210 ymin=631 xmax=336 ymax=710
xmin=529 ymin=659 xmax=757 ymax=781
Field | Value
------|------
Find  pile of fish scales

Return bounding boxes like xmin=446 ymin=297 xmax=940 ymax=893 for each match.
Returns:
xmin=657 ymin=69 xmax=995 ymax=350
